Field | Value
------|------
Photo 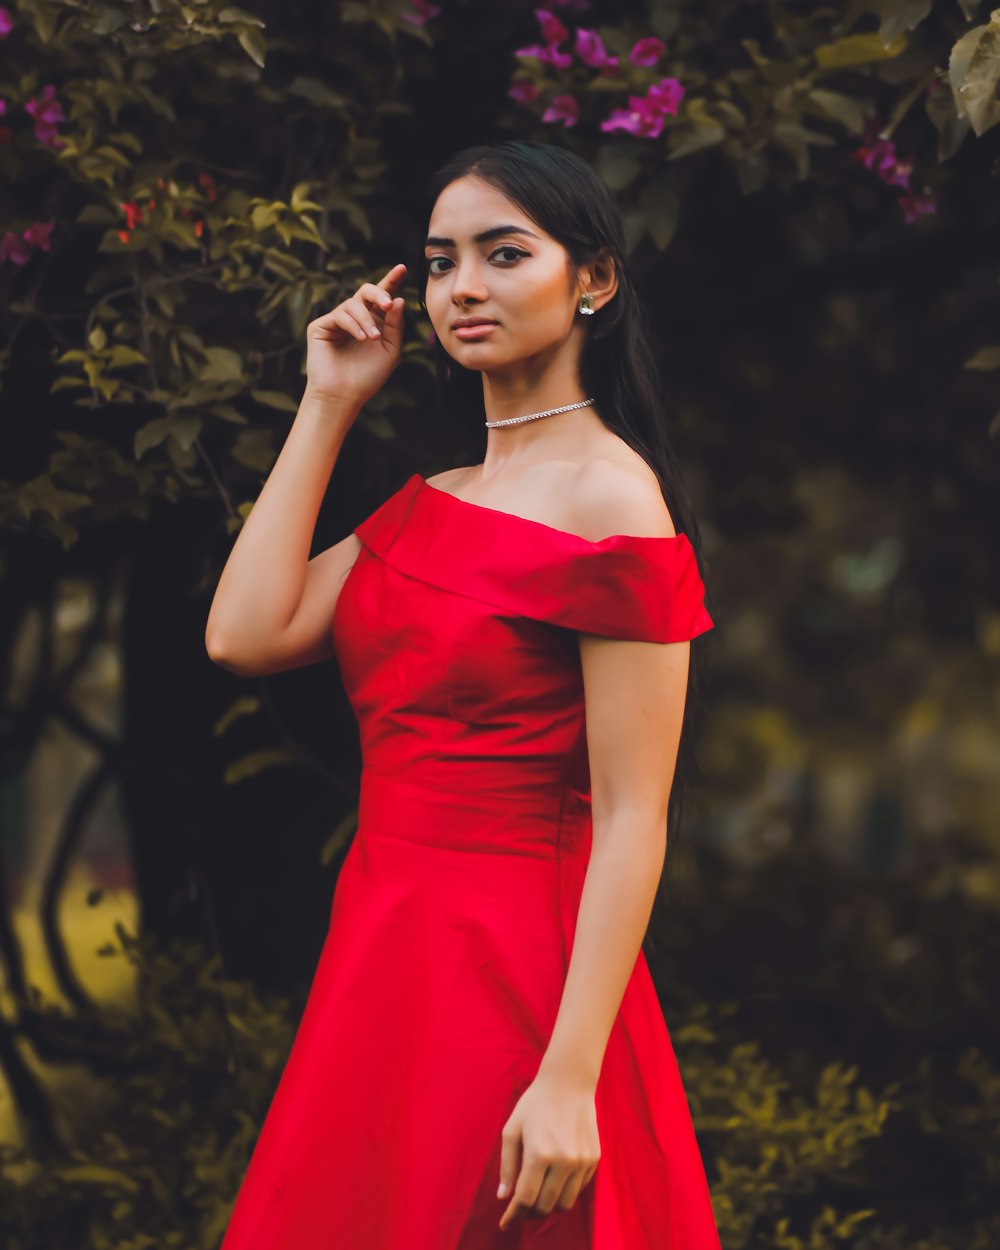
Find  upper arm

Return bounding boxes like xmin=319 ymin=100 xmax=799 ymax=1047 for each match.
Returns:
xmin=575 ymin=461 xmax=688 ymax=828
xmin=215 ymin=530 xmax=362 ymax=676
xmin=580 ymin=633 xmax=690 ymax=831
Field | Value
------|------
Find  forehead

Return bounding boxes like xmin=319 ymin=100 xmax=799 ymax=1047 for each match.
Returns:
xmin=425 ymin=176 xmax=545 ymax=245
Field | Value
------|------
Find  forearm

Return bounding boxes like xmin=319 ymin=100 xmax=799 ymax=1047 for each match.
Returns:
xmin=205 ymin=385 xmax=358 ymax=654
xmin=537 ymin=813 xmax=666 ymax=1087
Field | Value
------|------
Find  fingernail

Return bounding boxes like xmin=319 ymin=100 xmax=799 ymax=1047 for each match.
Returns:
xmin=497 ymin=1182 xmax=508 ymax=1198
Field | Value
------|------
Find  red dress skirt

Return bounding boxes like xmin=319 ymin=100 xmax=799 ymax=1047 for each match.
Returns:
xmin=218 ymin=472 xmax=723 ymax=1249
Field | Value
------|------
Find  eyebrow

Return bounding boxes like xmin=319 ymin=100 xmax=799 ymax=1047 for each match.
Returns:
xmin=423 ymin=225 xmax=541 ymax=248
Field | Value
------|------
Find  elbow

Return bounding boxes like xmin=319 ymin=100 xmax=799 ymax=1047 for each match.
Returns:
xmin=205 ymin=627 xmax=248 ymax=674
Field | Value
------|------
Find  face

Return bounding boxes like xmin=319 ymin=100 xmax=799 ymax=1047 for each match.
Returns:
xmin=423 ymin=176 xmax=588 ymax=370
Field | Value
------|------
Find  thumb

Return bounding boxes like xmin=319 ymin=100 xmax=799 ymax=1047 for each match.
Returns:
xmin=498 ymin=1126 xmax=522 ymax=1199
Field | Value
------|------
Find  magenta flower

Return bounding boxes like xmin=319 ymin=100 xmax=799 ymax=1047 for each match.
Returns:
xmin=534 ymin=9 xmax=569 ymax=44
xmin=630 ymin=37 xmax=666 ymax=67
xmin=542 ymin=94 xmax=580 ymax=127
xmin=899 ymin=190 xmax=936 ymax=223
xmin=601 ymin=95 xmax=668 ymax=138
xmin=0 ymin=99 xmax=5 ymax=115
xmin=0 ymin=231 xmax=32 ymax=264
xmin=853 ymin=137 xmax=899 ymax=177
xmin=401 ymin=0 xmax=441 ymax=25
xmin=23 ymin=221 xmax=54 ymax=250
xmin=575 ymin=29 xmax=618 ymax=71
xmin=647 ymin=77 xmax=685 ymax=115
xmin=508 ymin=78 xmax=541 ymax=104
xmin=600 ymin=78 xmax=685 ymax=138
xmin=0 ymin=8 xmax=12 ymax=36
xmin=25 ymin=84 xmax=66 ymax=148
xmin=883 ymin=158 xmax=912 ymax=190
xmin=515 ymin=42 xmax=574 ymax=69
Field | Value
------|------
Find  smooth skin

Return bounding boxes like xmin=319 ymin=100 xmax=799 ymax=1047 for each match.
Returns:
xmin=206 ymin=175 xmax=691 ymax=1235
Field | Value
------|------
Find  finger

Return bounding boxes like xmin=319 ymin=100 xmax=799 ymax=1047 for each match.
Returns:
xmin=359 ymin=283 xmax=395 ymax=318
xmin=554 ymin=1167 xmax=586 ymax=1210
xmin=531 ymin=1164 xmax=571 ymax=1216
xmin=377 ymin=262 xmax=406 ymax=288
xmin=338 ymin=313 xmax=371 ymax=342
xmin=499 ymin=1162 xmax=546 ymax=1231
xmin=497 ymin=1124 xmax=521 ymax=1206
xmin=346 ymin=297 xmax=383 ymax=339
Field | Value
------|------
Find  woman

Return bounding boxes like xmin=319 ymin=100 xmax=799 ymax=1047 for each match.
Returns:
xmin=207 ymin=139 xmax=722 ymax=1249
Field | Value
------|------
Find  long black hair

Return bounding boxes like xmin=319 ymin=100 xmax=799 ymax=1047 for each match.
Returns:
xmin=415 ymin=139 xmax=715 ymax=957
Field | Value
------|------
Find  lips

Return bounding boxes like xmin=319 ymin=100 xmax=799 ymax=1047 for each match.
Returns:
xmin=452 ymin=319 xmax=497 ymax=329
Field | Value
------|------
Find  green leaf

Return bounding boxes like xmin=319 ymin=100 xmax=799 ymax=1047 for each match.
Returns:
xmin=965 ymin=344 xmax=1000 ymax=370
xmin=213 ymin=696 xmax=261 ymax=736
xmin=200 ymin=346 xmax=246 ymax=383
xmin=107 ymin=345 xmax=149 ymax=368
xmin=238 ymin=27 xmax=267 ymax=69
xmin=88 ymin=326 xmax=108 ymax=351
xmin=231 ymin=427 xmax=277 ymax=472
xmin=224 ymin=747 xmax=297 ymax=784
xmin=250 ymin=389 xmax=298 ymax=412
xmin=219 ymin=6 xmax=266 ymax=24
xmin=814 ymin=32 xmax=908 ymax=69
xmin=807 ymin=89 xmax=870 ymax=135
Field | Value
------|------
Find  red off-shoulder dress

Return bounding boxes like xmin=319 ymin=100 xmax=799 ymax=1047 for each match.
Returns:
xmin=218 ymin=472 xmax=722 ymax=1250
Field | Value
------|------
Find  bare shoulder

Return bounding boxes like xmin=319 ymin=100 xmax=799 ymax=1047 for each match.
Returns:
xmin=424 ymin=465 xmax=473 ymax=492
xmin=566 ymin=455 xmax=677 ymax=541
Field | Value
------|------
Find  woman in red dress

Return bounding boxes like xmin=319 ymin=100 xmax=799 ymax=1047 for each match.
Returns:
xmin=206 ymin=139 xmax=722 ymax=1249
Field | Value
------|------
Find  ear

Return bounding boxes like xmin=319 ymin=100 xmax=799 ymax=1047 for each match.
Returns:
xmin=580 ymin=247 xmax=618 ymax=310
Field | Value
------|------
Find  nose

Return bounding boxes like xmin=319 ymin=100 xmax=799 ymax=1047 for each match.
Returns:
xmin=446 ymin=257 xmax=490 ymax=308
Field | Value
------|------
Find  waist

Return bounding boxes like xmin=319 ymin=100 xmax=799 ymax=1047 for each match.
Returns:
xmin=356 ymin=768 xmax=593 ymax=859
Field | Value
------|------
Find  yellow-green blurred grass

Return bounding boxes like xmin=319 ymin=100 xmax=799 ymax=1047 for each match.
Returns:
xmin=0 ymin=863 xmax=138 ymax=1148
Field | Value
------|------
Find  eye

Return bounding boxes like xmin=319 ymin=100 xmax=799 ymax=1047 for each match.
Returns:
xmin=426 ymin=246 xmax=528 ymax=275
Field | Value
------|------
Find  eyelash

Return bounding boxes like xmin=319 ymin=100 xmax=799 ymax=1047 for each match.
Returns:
xmin=426 ymin=246 xmax=529 ymax=275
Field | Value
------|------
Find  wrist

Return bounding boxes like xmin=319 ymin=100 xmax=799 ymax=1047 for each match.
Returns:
xmin=301 ymin=384 xmax=361 ymax=420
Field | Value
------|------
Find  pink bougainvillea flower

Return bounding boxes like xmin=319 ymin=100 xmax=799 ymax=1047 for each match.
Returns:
xmin=852 ymin=137 xmax=898 ymax=177
xmin=575 ymin=29 xmax=619 ymax=71
xmin=508 ymin=78 xmax=541 ymax=104
xmin=647 ymin=77 xmax=685 ymax=115
xmin=25 ymin=84 xmax=66 ymax=148
xmin=401 ymin=0 xmax=441 ymax=26
xmin=0 ymin=8 xmax=13 ymax=36
xmin=601 ymin=77 xmax=685 ymax=138
xmin=899 ymin=190 xmax=936 ymax=223
xmin=630 ymin=37 xmax=666 ymax=67
xmin=515 ymin=41 xmax=573 ymax=69
xmin=883 ymin=158 xmax=912 ymax=190
xmin=22 ymin=221 xmax=54 ymax=250
xmin=0 ymin=99 xmax=6 ymax=115
xmin=542 ymin=94 xmax=580 ymax=127
xmin=851 ymin=136 xmax=917 ymax=190
xmin=601 ymin=98 xmax=667 ymax=138
xmin=0 ymin=231 xmax=32 ymax=264
xmin=535 ymin=9 xmax=569 ymax=44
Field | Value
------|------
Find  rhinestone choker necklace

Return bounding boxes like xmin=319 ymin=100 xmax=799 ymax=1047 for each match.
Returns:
xmin=485 ymin=398 xmax=595 ymax=428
